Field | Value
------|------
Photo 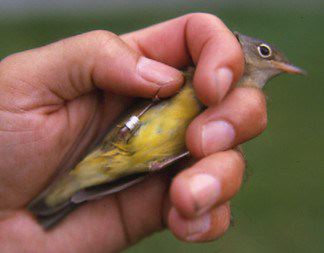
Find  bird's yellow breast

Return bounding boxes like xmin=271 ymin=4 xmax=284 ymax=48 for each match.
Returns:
xmin=126 ymin=83 xmax=202 ymax=170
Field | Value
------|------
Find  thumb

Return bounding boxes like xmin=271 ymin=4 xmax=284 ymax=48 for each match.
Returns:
xmin=0 ymin=30 xmax=184 ymax=103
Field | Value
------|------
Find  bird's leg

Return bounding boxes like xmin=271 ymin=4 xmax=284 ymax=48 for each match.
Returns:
xmin=149 ymin=151 xmax=190 ymax=172
xmin=116 ymin=89 xmax=161 ymax=142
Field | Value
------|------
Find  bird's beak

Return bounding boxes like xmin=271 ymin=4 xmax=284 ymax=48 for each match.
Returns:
xmin=271 ymin=61 xmax=306 ymax=75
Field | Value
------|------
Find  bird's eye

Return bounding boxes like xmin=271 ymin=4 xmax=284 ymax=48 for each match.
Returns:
xmin=257 ymin=44 xmax=272 ymax=58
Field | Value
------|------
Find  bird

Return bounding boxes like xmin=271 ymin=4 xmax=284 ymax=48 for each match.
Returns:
xmin=28 ymin=32 xmax=305 ymax=229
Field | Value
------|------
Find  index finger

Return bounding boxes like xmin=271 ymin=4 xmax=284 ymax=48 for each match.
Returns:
xmin=122 ymin=13 xmax=244 ymax=105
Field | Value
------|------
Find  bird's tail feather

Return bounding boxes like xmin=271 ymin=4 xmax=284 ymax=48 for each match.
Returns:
xmin=28 ymin=172 xmax=148 ymax=229
xmin=35 ymin=202 xmax=78 ymax=230
xmin=28 ymin=173 xmax=79 ymax=219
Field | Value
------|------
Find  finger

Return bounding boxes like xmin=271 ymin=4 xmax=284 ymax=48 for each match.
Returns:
xmin=0 ymin=201 xmax=127 ymax=253
xmin=0 ymin=30 xmax=184 ymax=110
xmin=168 ymin=203 xmax=231 ymax=242
xmin=186 ymin=87 xmax=267 ymax=158
xmin=170 ymin=150 xmax=244 ymax=218
xmin=122 ymin=13 xmax=244 ymax=105
xmin=51 ymin=174 xmax=169 ymax=251
xmin=0 ymin=174 xmax=169 ymax=253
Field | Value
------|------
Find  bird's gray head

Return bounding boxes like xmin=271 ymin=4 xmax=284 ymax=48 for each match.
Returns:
xmin=234 ymin=32 xmax=305 ymax=88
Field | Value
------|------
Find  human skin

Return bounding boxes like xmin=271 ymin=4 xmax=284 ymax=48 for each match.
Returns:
xmin=0 ymin=13 xmax=267 ymax=252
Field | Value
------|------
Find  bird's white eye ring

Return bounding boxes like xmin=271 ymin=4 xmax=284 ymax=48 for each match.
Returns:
xmin=258 ymin=43 xmax=272 ymax=58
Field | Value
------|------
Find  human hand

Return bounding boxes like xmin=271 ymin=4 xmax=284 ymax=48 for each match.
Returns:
xmin=0 ymin=13 xmax=267 ymax=252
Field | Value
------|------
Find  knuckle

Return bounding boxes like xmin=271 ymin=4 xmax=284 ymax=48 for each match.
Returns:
xmin=187 ymin=12 xmax=222 ymax=24
xmin=187 ymin=13 xmax=224 ymax=40
xmin=88 ymin=29 xmax=119 ymax=47
xmin=0 ymin=54 xmax=18 ymax=68
xmin=84 ymin=30 xmax=126 ymax=62
xmin=89 ymin=29 xmax=116 ymax=39
xmin=186 ymin=13 xmax=244 ymax=78
xmin=0 ymin=53 xmax=23 ymax=80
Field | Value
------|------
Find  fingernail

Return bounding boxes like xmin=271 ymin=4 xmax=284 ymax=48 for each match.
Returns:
xmin=137 ymin=56 xmax=182 ymax=86
xmin=186 ymin=213 xmax=211 ymax=241
xmin=215 ymin=67 xmax=233 ymax=101
xmin=189 ymin=173 xmax=221 ymax=215
xmin=202 ymin=120 xmax=235 ymax=155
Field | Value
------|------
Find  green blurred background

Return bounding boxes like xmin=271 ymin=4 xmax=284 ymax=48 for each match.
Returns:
xmin=1 ymin=1 xmax=323 ymax=252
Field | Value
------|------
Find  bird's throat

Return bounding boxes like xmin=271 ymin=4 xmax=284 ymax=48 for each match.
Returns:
xmin=236 ymin=74 xmax=262 ymax=89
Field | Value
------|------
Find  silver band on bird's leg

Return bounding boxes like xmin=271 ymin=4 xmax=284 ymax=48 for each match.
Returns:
xmin=116 ymin=97 xmax=161 ymax=141
xmin=125 ymin=116 xmax=140 ymax=131
xmin=124 ymin=88 xmax=161 ymax=131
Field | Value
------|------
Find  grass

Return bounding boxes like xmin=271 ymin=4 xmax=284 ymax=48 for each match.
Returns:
xmin=0 ymin=5 xmax=323 ymax=253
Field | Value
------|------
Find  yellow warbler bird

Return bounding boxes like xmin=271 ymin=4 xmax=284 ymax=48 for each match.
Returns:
xmin=28 ymin=33 xmax=305 ymax=228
